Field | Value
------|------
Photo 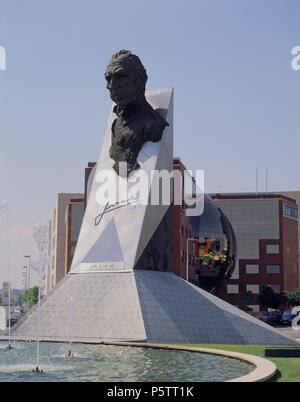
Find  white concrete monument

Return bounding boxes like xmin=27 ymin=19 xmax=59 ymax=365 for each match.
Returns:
xmin=71 ymin=88 xmax=173 ymax=274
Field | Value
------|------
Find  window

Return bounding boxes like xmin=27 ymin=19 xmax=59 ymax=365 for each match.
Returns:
xmin=227 ymin=284 xmax=239 ymax=294
xmin=246 ymin=264 xmax=259 ymax=274
xmin=246 ymin=284 xmax=259 ymax=294
xmin=283 ymin=204 xmax=298 ymax=220
xmin=267 ymin=265 xmax=280 ymax=274
xmin=266 ymin=244 xmax=279 ymax=254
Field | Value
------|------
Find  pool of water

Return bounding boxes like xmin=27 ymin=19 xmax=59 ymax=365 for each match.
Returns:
xmin=0 ymin=341 xmax=253 ymax=382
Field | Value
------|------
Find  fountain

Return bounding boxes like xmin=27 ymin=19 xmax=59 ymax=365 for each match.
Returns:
xmin=0 ymin=340 xmax=261 ymax=382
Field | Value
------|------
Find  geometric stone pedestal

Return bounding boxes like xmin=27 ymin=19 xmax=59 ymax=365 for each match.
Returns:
xmin=14 ymin=271 xmax=298 ymax=346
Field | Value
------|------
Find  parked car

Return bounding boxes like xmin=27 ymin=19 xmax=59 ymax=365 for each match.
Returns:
xmin=280 ymin=311 xmax=297 ymax=326
xmin=7 ymin=310 xmax=23 ymax=327
xmin=260 ymin=311 xmax=282 ymax=326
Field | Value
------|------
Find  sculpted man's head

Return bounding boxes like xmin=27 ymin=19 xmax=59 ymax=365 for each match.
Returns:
xmin=106 ymin=49 xmax=169 ymax=176
xmin=105 ymin=50 xmax=148 ymax=107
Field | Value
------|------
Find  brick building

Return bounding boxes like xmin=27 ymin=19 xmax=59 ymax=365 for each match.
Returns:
xmin=64 ymin=198 xmax=85 ymax=274
xmin=47 ymin=193 xmax=84 ymax=293
xmin=213 ymin=193 xmax=299 ymax=311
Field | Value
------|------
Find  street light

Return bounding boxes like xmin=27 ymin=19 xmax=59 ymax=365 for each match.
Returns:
xmin=24 ymin=256 xmax=31 ymax=290
xmin=22 ymin=265 xmax=28 ymax=290
xmin=0 ymin=201 xmax=13 ymax=349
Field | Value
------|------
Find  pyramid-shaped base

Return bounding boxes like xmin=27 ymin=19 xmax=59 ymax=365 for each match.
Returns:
xmin=14 ymin=271 xmax=297 ymax=345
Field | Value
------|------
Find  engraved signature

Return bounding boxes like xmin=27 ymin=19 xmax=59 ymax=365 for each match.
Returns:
xmin=94 ymin=195 xmax=140 ymax=226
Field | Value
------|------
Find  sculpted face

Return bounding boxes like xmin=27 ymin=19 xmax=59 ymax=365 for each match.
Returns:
xmin=105 ymin=64 xmax=140 ymax=107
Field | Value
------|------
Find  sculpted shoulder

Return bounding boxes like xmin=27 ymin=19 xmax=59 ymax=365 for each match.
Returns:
xmin=142 ymin=105 xmax=169 ymax=143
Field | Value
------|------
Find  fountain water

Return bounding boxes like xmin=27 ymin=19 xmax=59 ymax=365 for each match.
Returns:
xmin=33 ymin=296 xmax=42 ymax=373
xmin=65 ymin=296 xmax=74 ymax=358
xmin=30 ymin=222 xmax=49 ymax=374
xmin=31 ymin=263 xmax=45 ymax=374
xmin=0 ymin=341 xmax=257 ymax=382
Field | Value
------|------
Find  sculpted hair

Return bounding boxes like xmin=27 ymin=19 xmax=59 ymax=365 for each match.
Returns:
xmin=107 ymin=50 xmax=148 ymax=93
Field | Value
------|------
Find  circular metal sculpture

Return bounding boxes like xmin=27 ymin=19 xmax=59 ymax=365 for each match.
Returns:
xmin=190 ymin=194 xmax=236 ymax=294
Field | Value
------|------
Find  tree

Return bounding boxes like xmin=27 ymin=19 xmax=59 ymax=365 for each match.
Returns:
xmin=277 ymin=292 xmax=288 ymax=311
xmin=286 ymin=289 xmax=300 ymax=307
xmin=21 ymin=287 xmax=39 ymax=308
xmin=258 ymin=286 xmax=283 ymax=310
xmin=239 ymin=291 xmax=255 ymax=307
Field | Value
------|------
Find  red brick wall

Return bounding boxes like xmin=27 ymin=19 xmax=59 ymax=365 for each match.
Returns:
xmin=280 ymin=201 xmax=299 ymax=291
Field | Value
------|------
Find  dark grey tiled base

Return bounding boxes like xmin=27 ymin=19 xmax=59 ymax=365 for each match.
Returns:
xmin=14 ymin=271 xmax=297 ymax=345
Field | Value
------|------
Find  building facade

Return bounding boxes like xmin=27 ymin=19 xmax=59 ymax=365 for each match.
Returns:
xmin=1 ymin=281 xmax=10 ymax=305
xmin=47 ymin=193 xmax=84 ymax=293
xmin=213 ymin=193 xmax=299 ymax=312
xmin=280 ymin=191 xmax=300 ymax=288
xmin=40 ymin=220 xmax=52 ymax=297
xmin=64 ymin=198 xmax=85 ymax=275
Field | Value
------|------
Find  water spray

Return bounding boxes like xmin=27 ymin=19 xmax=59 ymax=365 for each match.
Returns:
xmin=65 ymin=347 xmax=74 ymax=358
xmin=65 ymin=296 xmax=74 ymax=358
xmin=32 ymin=365 xmax=43 ymax=374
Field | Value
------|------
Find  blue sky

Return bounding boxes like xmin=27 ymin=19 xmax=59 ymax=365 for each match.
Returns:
xmin=1 ymin=0 xmax=300 ymax=286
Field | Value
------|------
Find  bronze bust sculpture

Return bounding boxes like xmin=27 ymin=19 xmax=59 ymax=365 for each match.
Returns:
xmin=105 ymin=50 xmax=169 ymax=176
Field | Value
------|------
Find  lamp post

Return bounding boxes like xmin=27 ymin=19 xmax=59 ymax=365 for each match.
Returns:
xmin=25 ymin=255 xmax=31 ymax=290
xmin=22 ymin=265 xmax=28 ymax=290
xmin=0 ymin=201 xmax=12 ymax=349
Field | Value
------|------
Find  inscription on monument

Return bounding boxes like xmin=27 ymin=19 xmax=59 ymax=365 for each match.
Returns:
xmin=81 ymin=262 xmax=126 ymax=271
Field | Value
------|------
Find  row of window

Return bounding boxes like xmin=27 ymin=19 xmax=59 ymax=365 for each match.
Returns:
xmin=227 ymin=284 xmax=280 ymax=295
xmin=283 ymin=203 xmax=298 ymax=220
xmin=245 ymin=264 xmax=280 ymax=274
